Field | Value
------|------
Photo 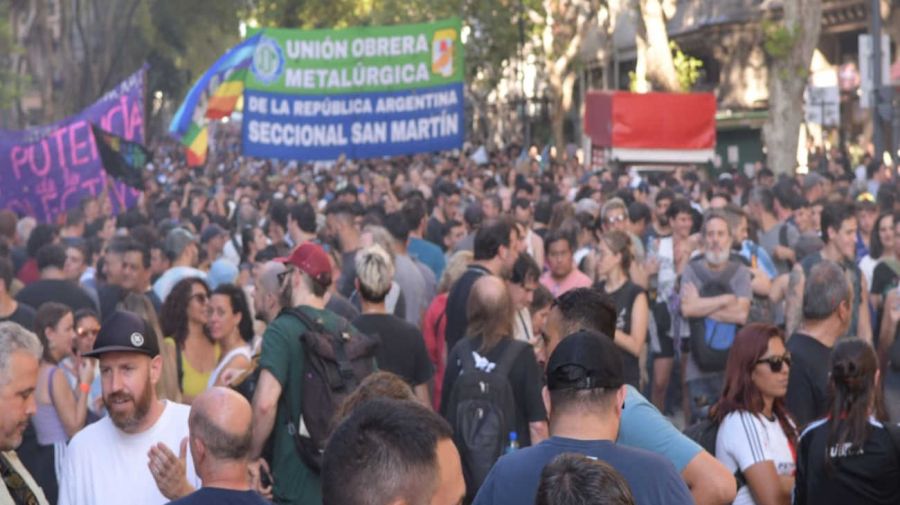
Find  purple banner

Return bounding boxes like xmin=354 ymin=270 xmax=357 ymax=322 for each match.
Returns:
xmin=0 ymin=68 xmax=146 ymax=223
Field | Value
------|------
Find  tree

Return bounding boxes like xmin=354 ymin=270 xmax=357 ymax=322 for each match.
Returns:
xmin=633 ymin=0 xmax=679 ymax=92
xmin=0 ymin=2 xmax=27 ymax=117
xmin=5 ymin=0 xmax=243 ymax=130
xmin=540 ymin=0 xmax=597 ymax=152
xmin=761 ymin=1 xmax=823 ymax=174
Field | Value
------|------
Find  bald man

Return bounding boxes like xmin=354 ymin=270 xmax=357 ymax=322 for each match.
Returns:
xmin=169 ymin=387 xmax=269 ymax=504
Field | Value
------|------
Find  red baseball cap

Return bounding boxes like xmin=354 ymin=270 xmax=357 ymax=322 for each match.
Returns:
xmin=275 ymin=242 xmax=332 ymax=286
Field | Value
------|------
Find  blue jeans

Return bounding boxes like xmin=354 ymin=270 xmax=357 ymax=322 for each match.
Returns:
xmin=686 ymin=373 xmax=724 ymax=424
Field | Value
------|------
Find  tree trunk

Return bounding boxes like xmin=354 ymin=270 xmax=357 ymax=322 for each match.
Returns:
xmin=542 ymin=0 xmax=596 ymax=153
xmin=762 ymin=0 xmax=823 ymax=174
xmin=636 ymin=0 xmax=679 ymax=91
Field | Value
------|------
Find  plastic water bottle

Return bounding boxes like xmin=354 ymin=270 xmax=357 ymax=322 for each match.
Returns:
xmin=505 ymin=431 xmax=519 ymax=454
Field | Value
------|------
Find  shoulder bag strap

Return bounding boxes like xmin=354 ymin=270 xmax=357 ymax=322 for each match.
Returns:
xmin=457 ymin=339 xmax=477 ymax=374
xmin=884 ymin=422 xmax=900 ymax=458
xmin=493 ymin=340 xmax=526 ymax=378
xmin=175 ymin=342 xmax=184 ymax=392
xmin=47 ymin=365 xmax=59 ymax=404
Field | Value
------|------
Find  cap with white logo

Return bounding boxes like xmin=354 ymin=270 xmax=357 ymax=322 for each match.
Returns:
xmin=83 ymin=310 xmax=159 ymax=358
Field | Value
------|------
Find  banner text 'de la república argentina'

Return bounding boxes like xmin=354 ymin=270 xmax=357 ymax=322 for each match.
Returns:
xmin=243 ymin=18 xmax=464 ymax=160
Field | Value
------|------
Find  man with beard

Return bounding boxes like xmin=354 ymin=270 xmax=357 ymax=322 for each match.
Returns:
xmin=58 ymin=311 xmax=201 ymax=505
xmin=443 ymin=218 xmax=520 ymax=351
xmin=645 ymin=189 xmax=673 ymax=245
xmin=0 ymin=322 xmax=49 ymax=505
xmin=679 ymin=210 xmax=751 ymax=424
xmin=324 ymin=201 xmax=362 ymax=298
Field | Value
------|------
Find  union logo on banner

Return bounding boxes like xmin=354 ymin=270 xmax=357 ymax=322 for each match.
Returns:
xmin=431 ymin=28 xmax=457 ymax=78
xmin=252 ymin=36 xmax=285 ymax=85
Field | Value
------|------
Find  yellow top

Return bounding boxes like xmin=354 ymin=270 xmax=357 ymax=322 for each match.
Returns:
xmin=164 ymin=337 xmax=220 ymax=400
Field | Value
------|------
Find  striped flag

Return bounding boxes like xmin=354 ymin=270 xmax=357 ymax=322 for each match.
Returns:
xmin=169 ymin=34 xmax=261 ymax=166
xmin=91 ymin=124 xmax=150 ymax=190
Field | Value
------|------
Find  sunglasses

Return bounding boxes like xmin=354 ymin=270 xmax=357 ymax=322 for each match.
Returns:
xmin=606 ymin=214 xmax=626 ymax=224
xmin=190 ymin=293 xmax=209 ymax=304
xmin=77 ymin=328 xmax=100 ymax=338
xmin=277 ymin=267 xmax=295 ymax=287
xmin=756 ymin=353 xmax=792 ymax=373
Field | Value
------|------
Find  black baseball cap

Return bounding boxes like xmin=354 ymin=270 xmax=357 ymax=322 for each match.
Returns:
xmin=84 ymin=310 xmax=159 ymax=358
xmin=546 ymin=330 xmax=624 ymax=391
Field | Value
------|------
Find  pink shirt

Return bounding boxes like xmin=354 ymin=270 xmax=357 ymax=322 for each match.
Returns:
xmin=540 ymin=269 xmax=593 ymax=297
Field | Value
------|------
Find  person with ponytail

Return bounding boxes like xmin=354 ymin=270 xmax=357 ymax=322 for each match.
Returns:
xmin=793 ymin=338 xmax=900 ymax=504
xmin=594 ymin=230 xmax=648 ymax=390
xmin=711 ymin=323 xmax=796 ymax=505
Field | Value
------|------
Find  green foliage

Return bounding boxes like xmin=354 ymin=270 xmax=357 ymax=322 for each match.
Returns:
xmin=670 ymin=41 xmax=702 ymax=92
xmin=761 ymin=19 xmax=799 ymax=61
xmin=0 ymin=4 xmax=28 ymax=110
xmin=142 ymin=0 xmax=243 ymax=98
xmin=628 ymin=43 xmax=703 ymax=93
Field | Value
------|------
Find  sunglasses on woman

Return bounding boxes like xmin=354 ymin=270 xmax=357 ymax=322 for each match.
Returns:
xmin=756 ymin=353 xmax=792 ymax=373
xmin=190 ymin=293 xmax=209 ymax=304
xmin=77 ymin=327 xmax=100 ymax=338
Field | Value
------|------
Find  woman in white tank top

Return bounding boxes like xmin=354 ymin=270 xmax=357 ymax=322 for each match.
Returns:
xmin=206 ymin=284 xmax=255 ymax=388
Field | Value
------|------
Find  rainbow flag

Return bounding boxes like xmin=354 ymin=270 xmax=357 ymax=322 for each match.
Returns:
xmin=169 ymin=34 xmax=261 ymax=166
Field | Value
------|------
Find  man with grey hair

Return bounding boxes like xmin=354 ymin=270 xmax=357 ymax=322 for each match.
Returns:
xmin=0 ymin=322 xmax=48 ymax=504
xmin=168 ymin=387 xmax=268 ymax=505
xmin=785 ymin=260 xmax=852 ymax=428
xmin=680 ymin=209 xmax=751 ymax=424
xmin=352 ymin=244 xmax=432 ymax=405
xmin=152 ymin=228 xmax=206 ymax=301
xmin=253 ymin=261 xmax=288 ymax=324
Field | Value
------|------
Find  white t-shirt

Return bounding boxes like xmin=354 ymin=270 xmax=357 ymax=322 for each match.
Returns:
xmin=716 ymin=410 xmax=796 ymax=505
xmin=207 ymin=345 xmax=253 ymax=389
xmin=59 ymin=401 xmax=201 ymax=505
xmin=858 ymin=255 xmax=878 ymax=289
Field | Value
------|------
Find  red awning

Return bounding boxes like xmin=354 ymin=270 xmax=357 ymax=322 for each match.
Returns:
xmin=584 ymin=91 xmax=716 ymax=163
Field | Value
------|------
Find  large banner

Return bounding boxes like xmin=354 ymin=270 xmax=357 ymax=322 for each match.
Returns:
xmin=243 ymin=18 xmax=464 ymax=160
xmin=0 ymin=68 xmax=145 ymax=222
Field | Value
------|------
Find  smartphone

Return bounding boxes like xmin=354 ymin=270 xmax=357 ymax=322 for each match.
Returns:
xmin=260 ymin=467 xmax=273 ymax=488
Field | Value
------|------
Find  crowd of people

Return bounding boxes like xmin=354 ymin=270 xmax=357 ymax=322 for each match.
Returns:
xmin=0 ymin=135 xmax=899 ymax=505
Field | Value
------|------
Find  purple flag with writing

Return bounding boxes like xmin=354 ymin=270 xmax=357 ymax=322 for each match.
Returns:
xmin=0 ymin=67 xmax=146 ymax=223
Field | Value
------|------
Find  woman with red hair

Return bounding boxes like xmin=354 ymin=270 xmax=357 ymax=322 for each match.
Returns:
xmin=712 ymin=323 xmax=797 ymax=505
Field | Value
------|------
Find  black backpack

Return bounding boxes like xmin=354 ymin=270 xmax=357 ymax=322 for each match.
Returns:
xmin=684 ymin=418 xmax=747 ymax=490
xmin=283 ymin=307 xmax=379 ymax=473
xmin=444 ymin=338 xmax=527 ymax=497
xmin=688 ymin=258 xmax=742 ymax=372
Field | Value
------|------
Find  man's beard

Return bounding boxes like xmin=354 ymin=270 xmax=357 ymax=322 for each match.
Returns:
xmin=705 ymin=248 xmax=730 ymax=266
xmin=1 ymin=419 xmax=29 ymax=451
xmin=657 ymin=215 xmax=669 ymax=226
xmin=104 ymin=377 xmax=153 ymax=432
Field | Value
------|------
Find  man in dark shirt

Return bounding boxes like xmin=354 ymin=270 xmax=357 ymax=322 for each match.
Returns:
xmin=786 ymin=260 xmax=850 ymax=429
xmin=169 ymin=387 xmax=269 ymax=505
xmin=426 ymin=182 xmax=462 ymax=250
xmin=472 ymin=330 xmax=693 ymax=505
xmin=324 ymin=201 xmax=362 ymax=298
xmin=444 ymin=218 xmax=519 ymax=351
xmin=786 ymin=202 xmax=870 ymax=343
xmin=15 ymin=244 xmax=96 ymax=314
xmin=0 ymin=256 xmax=35 ymax=330
xmin=121 ymin=240 xmax=163 ymax=312
xmin=352 ymin=244 xmax=432 ymax=405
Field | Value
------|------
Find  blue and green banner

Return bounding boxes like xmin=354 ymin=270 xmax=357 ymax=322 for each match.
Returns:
xmin=243 ymin=18 xmax=464 ymax=160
